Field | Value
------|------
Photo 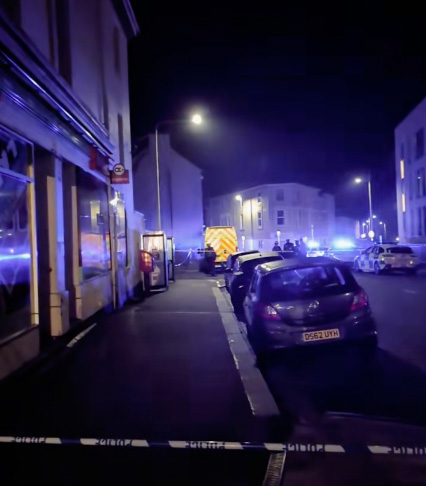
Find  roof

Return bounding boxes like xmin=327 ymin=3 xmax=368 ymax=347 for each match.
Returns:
xmin=209 ymin=183 xmax=331 ymax=200
xmin=237 ymin=251 xmax=282 ymax=264
xmin=256 ymin=257 xmax=342 ymax=275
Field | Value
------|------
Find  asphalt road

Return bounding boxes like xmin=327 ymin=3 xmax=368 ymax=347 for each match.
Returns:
xmin=252 ymin=270 xmax=426 ymax=427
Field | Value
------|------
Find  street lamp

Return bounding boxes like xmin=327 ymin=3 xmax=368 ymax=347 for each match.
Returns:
xmin=155 ymin=114 xmax=203 ymax=229
xmin=355 ymin=176 xmax=374 ymax=237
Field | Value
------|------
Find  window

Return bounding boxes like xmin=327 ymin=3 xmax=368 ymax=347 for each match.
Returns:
xmin=258 ymin=240 xmax=264 ymax=249
xmin=276 ymin=189 xmax=284 ymax=201
xmin=400 ymin=159 xmax=405 ymax=179
xmin=387 ymin=246 xmax=413 ymax=254
xmin=401 ymin=193 xmax=406 ymax=212
xmin=257 ymin=211 xmax=263 ymax=229
xmin=0 ymin=130 xmax=32 ymax=340
xmin=403 ymin=212 xmax=406 ymax=232
xmin=418 ymin=208 xmax=422 ymax=236
xmin=257 ymin=192 xmax=262 ymax=203
xmin=416 ymin=129 xmax=424 ymax=159
xmin=277 ymin=210 xmax=284 ymax=225
xmin=239 ymin=213 xmax=244 ymax=230
xmin=113 ymin=26 xmax=120 ymax=75
xmin=417 ymin=168 xmax=426 ymax=197
xmin=76 ymin=169 xmax=111 ymax=280
xmin=411 ymin=209 xmax=415 ymax=235
xmin=56 ymin=0 xmax=72 ymax=84
xmin=116 ymin=200 xmax=128 ymax=267
xmin=261 ymin=265 xmax=357 ymax=302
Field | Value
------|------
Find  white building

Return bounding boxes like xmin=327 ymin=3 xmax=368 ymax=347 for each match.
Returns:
xmin=395 ymin=97 xmax=426 ymax=243
xmin=133 ymin=134 xmax=204 ymax=251
xmin=0 ymin=0 xmax=140 ymax=379
xmin=206 ymin=183 xmax=335 ymax=250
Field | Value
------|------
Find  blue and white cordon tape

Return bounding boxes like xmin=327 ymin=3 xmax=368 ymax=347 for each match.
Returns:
xmin=0 ymin=437 xmax=426 ymax=456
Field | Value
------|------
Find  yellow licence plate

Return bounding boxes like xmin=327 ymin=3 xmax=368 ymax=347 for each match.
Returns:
xmin=303 ymin=329 xmax=340 ymax=342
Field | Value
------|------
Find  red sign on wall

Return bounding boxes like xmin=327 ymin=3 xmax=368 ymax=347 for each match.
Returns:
xmin=90 ymin=147 xmax=109 ymax=173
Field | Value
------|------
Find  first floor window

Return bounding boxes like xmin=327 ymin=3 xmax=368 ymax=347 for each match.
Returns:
xmin=277 ymin=210 xmax=285 ymax=225
xmin=257 ymin=211 xmax=263 ymax=229
xmin=418 ymin=208 xmax=422 ymax=236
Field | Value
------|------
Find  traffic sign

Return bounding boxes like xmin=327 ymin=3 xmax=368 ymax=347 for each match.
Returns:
xmin=113 ymin=164 xmax=125 ymax=176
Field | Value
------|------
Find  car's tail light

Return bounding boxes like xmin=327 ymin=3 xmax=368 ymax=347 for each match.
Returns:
xmin=260 ymin=304 xmax=281 ymax=320
xmin=350 ymin=291 xmax=368 ymax=312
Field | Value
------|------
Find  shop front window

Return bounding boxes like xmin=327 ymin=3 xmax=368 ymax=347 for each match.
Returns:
xmin=0 ymin=173 xmax=31 ymax=340
xmin=116 ymin=199 xmax=127 ymax=267
xmin=77 ymin=169 xmax=111 ymax=280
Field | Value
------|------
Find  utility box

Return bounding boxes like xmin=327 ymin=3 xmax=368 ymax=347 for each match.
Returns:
xmin=142 ymin=232 xmax=168 ymax=290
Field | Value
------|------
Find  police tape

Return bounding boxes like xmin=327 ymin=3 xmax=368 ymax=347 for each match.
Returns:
xmin=1 ymin=437 xmax=426 ymax=456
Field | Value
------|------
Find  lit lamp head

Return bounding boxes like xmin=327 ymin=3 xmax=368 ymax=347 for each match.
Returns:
xmin=191 ymin=114 xmax=202 ymax=125
xmin=235 ymin=195 xmax=242 ymax=202
xmin=355 ymin=178 xmax=363 ymax=184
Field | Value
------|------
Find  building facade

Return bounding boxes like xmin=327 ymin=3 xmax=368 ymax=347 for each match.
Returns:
xmin=133 ymin=134 xmax=204 ymax=251
xmin=206 ymin=183 xmax=335 ymax=251
xmin=0 ymin=0 xmax=140 ymax=379
xmin=395 ymin=97 xmax=426 ymax=243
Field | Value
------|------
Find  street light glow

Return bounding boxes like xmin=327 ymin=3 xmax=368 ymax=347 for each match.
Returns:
xmin=191 ymin=114 xmax=202 ymax=125
xmin=235 ymin=195 xmax=242 ymax=202
xmin=355 ymin=177 xmax=363 ymax=184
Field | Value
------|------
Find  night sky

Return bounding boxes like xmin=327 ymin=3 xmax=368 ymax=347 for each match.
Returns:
xmin=128 ymin=1 xmax=426 ymax=233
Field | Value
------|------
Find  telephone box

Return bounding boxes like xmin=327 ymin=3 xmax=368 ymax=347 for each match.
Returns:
xmin=142 ymin=232 xmax=168 ymax=290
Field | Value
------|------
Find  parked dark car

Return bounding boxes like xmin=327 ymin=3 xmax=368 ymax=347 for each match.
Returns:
xmin=228 ymin=251 xmax=283 ymax=309
xmin=224 ymin=250 xmax=259 ymax=290
xmin=243 ymin=257 xmax=377 ymax=355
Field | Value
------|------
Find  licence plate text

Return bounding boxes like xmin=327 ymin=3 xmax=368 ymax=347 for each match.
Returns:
xmin=303 ymin=329 xmax=340 ymax=342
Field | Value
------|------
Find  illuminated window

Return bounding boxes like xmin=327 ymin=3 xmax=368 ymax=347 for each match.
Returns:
xmin=76 ymin=169 xmax=111 ymax=280
xmin=401 ymin=193 xmax=406 ymax=213
xmin=257 ymin=211 xmax=263 ymax=229
xmin=400 ymin=159 xmax=405 ymax=180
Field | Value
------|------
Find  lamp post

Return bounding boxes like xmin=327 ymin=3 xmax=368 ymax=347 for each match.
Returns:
xmin=155 ymin=114 xmax=202 ymax=229
xmin=355 ymin=176 xmax=374 ymax=237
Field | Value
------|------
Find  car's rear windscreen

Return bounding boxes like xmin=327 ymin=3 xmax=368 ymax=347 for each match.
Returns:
xmin=387 ymin=247 xmax=413 ymax=254
xmin=261 ymin=265 xmax=358 ymax=301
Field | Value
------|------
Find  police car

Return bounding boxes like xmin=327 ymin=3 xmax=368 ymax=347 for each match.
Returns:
xmin=354 ymin=244 xmax=419 ymax=275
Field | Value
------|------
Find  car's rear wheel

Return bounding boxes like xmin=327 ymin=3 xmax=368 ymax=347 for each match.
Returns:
xmin=354 ymin=260 xmax=362 ymax=273
xmin=374 ymin=262 xmax=382 ymax=275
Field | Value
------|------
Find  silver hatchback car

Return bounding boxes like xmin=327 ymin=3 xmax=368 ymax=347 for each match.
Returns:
xmin=243 ymin=258 xmax=377 ymax=355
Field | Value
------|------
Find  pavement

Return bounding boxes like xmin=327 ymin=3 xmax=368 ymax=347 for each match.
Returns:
xmin=0 ymin=270 xmax=284 ymax=485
